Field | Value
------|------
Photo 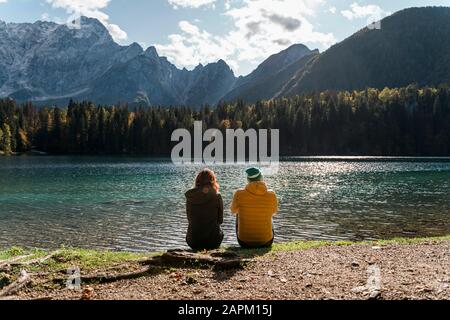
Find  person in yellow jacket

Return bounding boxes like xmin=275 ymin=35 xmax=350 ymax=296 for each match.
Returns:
xmin=231 ymin=167 xmax=279 ymax=248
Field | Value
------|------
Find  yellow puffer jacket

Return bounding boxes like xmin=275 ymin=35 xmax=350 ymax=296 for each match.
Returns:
xmin=231 ymin=181 xmax=279 ymax=245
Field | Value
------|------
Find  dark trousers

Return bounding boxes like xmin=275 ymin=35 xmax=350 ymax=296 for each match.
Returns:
xmin=187 ymin=231 xmax=224 ymax=251
xmin=235 ymin=217 xmax=274 ymax=249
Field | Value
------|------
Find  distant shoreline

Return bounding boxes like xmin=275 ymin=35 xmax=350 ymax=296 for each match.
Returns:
xmin=2 ymin=153 xmax=450 ymax=162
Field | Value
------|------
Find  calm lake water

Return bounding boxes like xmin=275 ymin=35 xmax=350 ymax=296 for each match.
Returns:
xmin=0 ymin=156 xmax=449 ymax=252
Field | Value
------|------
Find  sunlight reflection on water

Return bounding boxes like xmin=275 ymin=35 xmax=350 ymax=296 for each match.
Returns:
xmin=0 ymin=156 xmax=449 ymax=251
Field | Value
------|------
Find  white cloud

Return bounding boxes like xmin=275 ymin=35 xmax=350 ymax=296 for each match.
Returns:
xmin=46 ymin=0 xmax=127 ymax=41
xmin=341 ymin=2 xmax=387 ymax=21
xmin=329 ymin=6 xmax=336 ymax=14
xmin=158 ymin=0 xmax=335 ymax=75
xmin=168 ymin=0 xmax=216 ymax=9
xmin=156 ymin=20 xmax=238 ymax=71
xmin=0 ymin=0 xmax=7 ymax=4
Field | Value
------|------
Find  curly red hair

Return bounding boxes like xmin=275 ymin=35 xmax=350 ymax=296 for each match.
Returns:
xmin=195 ymin=169 xmax=220 ymax=193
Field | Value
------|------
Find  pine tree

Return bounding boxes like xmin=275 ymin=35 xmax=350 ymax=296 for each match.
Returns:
xmin=1 ymin=123 xmax=12 ymax=155
xmin=0 ymin=127 xmax=3 ymax=153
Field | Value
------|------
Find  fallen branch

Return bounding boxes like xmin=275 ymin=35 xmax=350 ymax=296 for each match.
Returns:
xmin=0 ymin=255 xmax=33 ymax=270
xmin=28 ymin=271 xmax=51 ymax=277
xmin=31 ymin=296 xmax=53 ymax=301
xmin=150 ymin=250 xmax=248 ymax=271
xmin=0 ymin=255 xmax=33 ymax=264
xmin=9 ymin=251 xmax=60 ymax=267
xmin=157 ymin=251 xmax=218 ymax=267
xmin=0 ymin=295 xmax=53 ymax=301
xmin=47 ymin=250 xmax=248 ymax=286
xmin=0 ymin=270 xmax=31 ymax=297
xmin=81 ymin=265 xmax=158 ymax=284
xmin=52 ymin=265 xmax=162 ymax=285
xmin=0 ymin=251 xmax=60 ymax=272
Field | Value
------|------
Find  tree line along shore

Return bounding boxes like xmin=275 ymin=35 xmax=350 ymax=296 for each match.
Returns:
xmin=1 ymin=85 xmax=450 ymax=157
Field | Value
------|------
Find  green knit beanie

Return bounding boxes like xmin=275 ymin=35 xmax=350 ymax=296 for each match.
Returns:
xmin=246 ymin=167 xmax=262 ymax=182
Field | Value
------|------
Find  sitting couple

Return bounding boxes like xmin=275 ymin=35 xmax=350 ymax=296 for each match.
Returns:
xmin=185 ymin=167 xmax=279 ymax=251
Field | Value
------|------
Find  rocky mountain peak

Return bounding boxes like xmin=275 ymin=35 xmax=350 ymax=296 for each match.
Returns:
xmin=215 ymin=59 xmax=232 ymax=70
xmin=71 ymin=16 xmax=113 ymax=42
xmin=202 ymin=60 xmax=235 ymax=79
xmin=220 ymin=42 xmax=321 ymax=103
xmin=144 ymin=46 xmax=159 ymax=59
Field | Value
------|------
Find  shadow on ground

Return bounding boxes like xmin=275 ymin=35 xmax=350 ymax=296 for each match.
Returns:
xmin=208 ymin=246 xmax=272 ymax=281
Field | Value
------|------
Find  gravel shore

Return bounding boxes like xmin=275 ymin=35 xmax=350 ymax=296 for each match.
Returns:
xmin=15 ymin=240 xmax=450 ymax=300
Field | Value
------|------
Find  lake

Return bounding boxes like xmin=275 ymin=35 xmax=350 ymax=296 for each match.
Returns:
xmin=0 ymin=156 xmax=449 ymax=252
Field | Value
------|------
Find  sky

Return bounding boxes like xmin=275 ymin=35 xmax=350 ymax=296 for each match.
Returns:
xmin=1 ymin=0 xmax=450 ymax=76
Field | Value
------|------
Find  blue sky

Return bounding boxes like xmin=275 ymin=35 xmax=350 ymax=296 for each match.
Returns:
xmin=1 ymin=0 xmax=449 ymax=75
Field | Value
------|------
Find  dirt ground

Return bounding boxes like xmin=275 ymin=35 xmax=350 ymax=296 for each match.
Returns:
xmin=15 ymin=240 xmax=450 ymax=300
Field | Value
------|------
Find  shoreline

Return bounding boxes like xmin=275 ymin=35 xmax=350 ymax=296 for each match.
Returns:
xmin=3 ymin=153 xmax=450 ymax=159
xmin=1 ymin=236 xmax=449 ymax=300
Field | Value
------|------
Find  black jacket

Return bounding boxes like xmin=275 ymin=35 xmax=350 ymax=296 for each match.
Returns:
xmin=185 ymin=186 xmax=224 ymax=250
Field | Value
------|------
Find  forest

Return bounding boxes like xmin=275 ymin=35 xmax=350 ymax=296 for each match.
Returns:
xmin=0 ymin=85 xmax=449 ymax=156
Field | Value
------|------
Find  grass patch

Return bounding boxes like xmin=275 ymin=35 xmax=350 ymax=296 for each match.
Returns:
xmin=0 ymin=246 xmax=150 ymax=272
xmin=224 ymin=235 xmax=450 ymax=258
xmin=1 ymin=235 xmax=448 ymax=271
xmin=0 ymin=247 xmax=47 ymax=261
xmin=373 ymin=235 xmax=450 ymax=245
xmin=272 ymin=235 xmax=450 ymax=252
xmin=45 ymin=248 xmax=149 ymax=271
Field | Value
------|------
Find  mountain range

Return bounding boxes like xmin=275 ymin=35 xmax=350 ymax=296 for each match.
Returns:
xmin=0 ymin=17 xmax=239 ymax=107
xmin=1 ymin=7 xmax=450 ymax=107
xmin=0 ymin=16 xmax=313 ymax=107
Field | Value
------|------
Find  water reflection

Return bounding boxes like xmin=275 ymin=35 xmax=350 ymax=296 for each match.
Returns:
xmin=0 ymin=156 xmax=449 ymax=251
